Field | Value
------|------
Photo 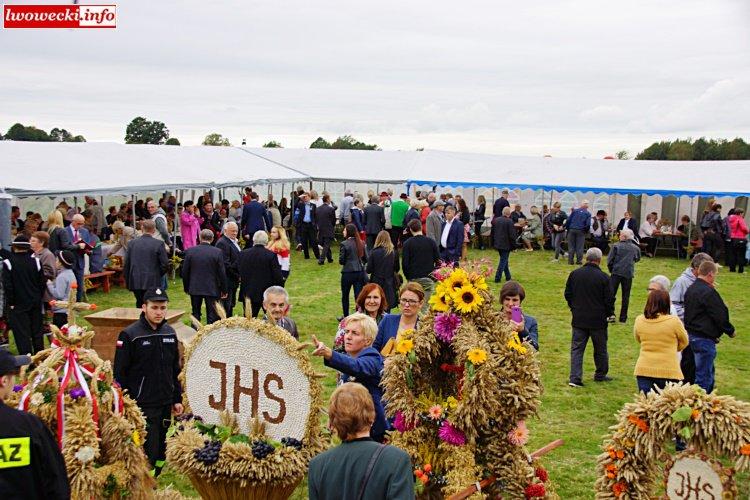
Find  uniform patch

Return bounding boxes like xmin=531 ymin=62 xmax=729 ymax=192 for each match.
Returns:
xmin=0 ymin=437 xmax=31 ymax=469
xmin=162 ymin=337 xmax=175 ymax=343
xmin=142 ymin=340 xmax=151 ymax=346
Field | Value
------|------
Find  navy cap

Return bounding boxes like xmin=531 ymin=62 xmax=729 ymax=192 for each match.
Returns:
xmin=0 ymin=348 xmax=31 ymax=376
xmin=142 ymin=288 xmax=169 ymax=303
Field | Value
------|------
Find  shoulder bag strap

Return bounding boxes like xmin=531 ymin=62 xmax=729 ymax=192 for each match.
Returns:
xmin=357 ymin=443 xmax=387 ymax=500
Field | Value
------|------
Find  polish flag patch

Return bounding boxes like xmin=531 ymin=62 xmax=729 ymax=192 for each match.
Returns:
xmin=116 ymin=340 xmax=123 ymax=348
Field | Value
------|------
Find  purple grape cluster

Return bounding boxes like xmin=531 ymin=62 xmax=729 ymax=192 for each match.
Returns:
xmin=281 ymin=437 xmax=303 ymax=450
xmin=194 ymin=440 xmax=222 ymax=465
xmin=251 ymin=440 xmax=275 ymax=459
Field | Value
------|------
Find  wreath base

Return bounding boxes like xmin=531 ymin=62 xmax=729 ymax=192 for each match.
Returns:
xmin=188 ymin=474 xmax=302 ymax=500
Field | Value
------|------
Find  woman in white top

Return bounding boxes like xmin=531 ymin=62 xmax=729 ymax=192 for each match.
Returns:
xmin=639 ymin=213 xmax=660 ymax=257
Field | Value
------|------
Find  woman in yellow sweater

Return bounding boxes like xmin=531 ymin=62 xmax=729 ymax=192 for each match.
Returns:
xmin=634 ymin=289 xmax=689 ymax=394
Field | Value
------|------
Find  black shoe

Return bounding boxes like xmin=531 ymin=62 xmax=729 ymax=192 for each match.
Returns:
xmin=568 ymin=381 xmax=584 ymax=388
xmin=318 ymin=260 xmax=324 ymax=265
xmin=327 ymin=259 xmax=333 ymax=263
xmin=619 ymin=319 xmax=627 ymax=324
xmin=594 ymin=376 xmax=613 ymax=382
xmin=494 ymin=278 xmax=501 ymax=283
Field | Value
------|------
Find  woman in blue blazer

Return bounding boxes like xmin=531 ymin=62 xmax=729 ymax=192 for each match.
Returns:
xmin=499 ymin=280 xmax=539 ymax=350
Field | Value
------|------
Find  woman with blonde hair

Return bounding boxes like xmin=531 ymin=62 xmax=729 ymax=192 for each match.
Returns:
xmin=266 ymin=225 xmax=291 ymax=282
xmin=46 ymin=209 xmax=73 ymax=255
xmin=367 ymin=230 xmax=399 ymax=311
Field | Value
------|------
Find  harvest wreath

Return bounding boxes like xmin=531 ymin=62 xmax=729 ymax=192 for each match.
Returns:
xmin=382 ymin=262 xmax=557 ymax=499
xmin=594 ymin=383 xmax=750 ymax=499
xmin=6 ymin=287 xmax=154 ymax=499
xmin=165 ymin=316 xmax=327 ymax=500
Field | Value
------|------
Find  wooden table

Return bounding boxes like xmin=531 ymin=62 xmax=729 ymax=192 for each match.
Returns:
xmin=85 ymin=308 xmax=196 ymax=363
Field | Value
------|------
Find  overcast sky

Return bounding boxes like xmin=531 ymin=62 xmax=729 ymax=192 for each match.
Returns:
xmin=1 ymin=0 xmax=749 ymax=157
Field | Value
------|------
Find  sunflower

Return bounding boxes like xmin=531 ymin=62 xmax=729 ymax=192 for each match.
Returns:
xmin=466 ymin=348 xmax=487 ymax=365
xmin=395 ymin=338 xmax=414 ymax=355
xmin=471 ymin=275 xmax=489 ymax=291
xmin=429 ymin=287 xmax=452 ymax=312
xmin=451 ymin=284 xmax=484 ymax=314
xmin=444 ymin=268 xmax=469 ymax=291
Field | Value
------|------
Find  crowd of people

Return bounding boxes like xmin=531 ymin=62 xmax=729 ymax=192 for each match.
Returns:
xmin=0 ymin=187 xmax=745 ymax=499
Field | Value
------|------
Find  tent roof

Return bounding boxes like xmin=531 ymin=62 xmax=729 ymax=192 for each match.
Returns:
xmin=2 ymin=141 xmax=748 ymax=197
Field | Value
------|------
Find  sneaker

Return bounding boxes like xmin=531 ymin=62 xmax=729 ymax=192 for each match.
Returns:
xmin=594 ymin=376 xmax=614 ymax=382
xmin=568 ymin=381 xmax=584 ymax=388
xmin=296 ymin=243 xmax=302 ymax=251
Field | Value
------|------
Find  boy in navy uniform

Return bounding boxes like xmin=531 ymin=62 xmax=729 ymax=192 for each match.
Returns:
xmin=113 ymin=288 xmax=183 ymax=476
xmin=0 ymin=349 xmax=70 ymax=499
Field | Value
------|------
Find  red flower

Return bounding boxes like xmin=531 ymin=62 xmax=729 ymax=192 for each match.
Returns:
xmin=535 ymin=467 xmax=548 ymax=483
xmin=524 ymin=483 xmax=546 ymax=498
xmin=612 ymin=481 xmax=627 ymax=497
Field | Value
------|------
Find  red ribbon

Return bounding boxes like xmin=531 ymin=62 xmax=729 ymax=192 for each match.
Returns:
xmin=56 ymin=349 xmax=100 ymax=448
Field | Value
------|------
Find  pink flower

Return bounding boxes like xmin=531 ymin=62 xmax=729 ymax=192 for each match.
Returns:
xmin=434 ymin=313 xmax=461 ymax=343
xmin=508 ymin=420 xmax=529 ymax=446
xmin=438 ymin=420 xmax=466 ymax=446
xmin=393 ymin=411 xmax=416 ymax=433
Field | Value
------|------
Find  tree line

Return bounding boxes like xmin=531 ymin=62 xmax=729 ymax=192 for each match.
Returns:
xmin=1 ymin=123 xmax=86 ymax=142
xmin=635 ymin=137 xmax=750 ymax=160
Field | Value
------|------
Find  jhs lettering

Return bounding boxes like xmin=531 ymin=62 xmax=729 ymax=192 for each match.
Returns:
xmin=671 ymin=471 xmax=715 ymax=500
xmin=207 ymin=360 xmax=286 ymax=424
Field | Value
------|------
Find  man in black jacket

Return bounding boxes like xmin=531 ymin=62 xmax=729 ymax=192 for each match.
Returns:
xmin=363 ymin=196 xmax=385 ymax=252
xmin=113 ymin=288 xmax=183 ymax=476
xmin=0 ymin=348 xmax=70 ymax=499
xmin=182 ymin=229 xmax=228 ymax=324
xmin=238 ymin=230 xmax=284 ymax=318
xmin=684 ymin=260 xmax=735 ymax=393
xmin=124 ymin=220 xmax=169 ymax=307
xmin=295 ymin=193 xmax=321 ymax=260
xmin=2 ymin=236 xmax=45 ymax=355
xmin=316 ymin=195 xmax=337 ymax=265
xmin=564 ymin=247 xmax=615 ymax=387
xmin=401 ymin=219 xmax=439 ymax=313
xmin=492 ymin=188 xmax=510 ymax=219
xmin=492 ymin=206 xmax=516 ymax=283
xmin=215 ymin=222 xmax=241 ymax=316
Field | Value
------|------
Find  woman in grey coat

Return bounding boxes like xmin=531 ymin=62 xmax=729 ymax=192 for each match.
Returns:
xmin=607 ymin=228 xmax=641 ymax=323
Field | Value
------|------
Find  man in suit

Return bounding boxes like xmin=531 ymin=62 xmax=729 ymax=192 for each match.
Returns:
xmin=124 ymin=219 xmax=170 ymax=308
xmin=240 ymin=192 xmax=270 ymax=241
xmin=295 ymin=193 xmax=320 ymax=260
xmin=439 ymin=205 xmax=464 ymax=264
xmin=363 ymin=196 xmax=385 ymax=251
xmin=238 ymin=230 xmax=284 ymax=318
xmin=182 ymin=229 xmax=228 ymax=324
xmin=492 ymin=206 xmax=516 ymax=283
xmin=66 ymin=213 xmax=91 ymax=300
xmin=215 ymin=221 xmax=241 ymax=316
xmin=316 ymin=194 xmax=337 ymax=265
xmin=425 ymin=200 xmax=445 ymax=244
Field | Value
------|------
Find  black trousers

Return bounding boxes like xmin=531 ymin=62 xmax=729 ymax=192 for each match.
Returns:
xmin=389 ymin=227 xmax=402 ymax=248
xmin=243 ymin=299 xmax=264 ymax=318
xmin=191 ymin=295 xmax=220 ymax=324
xmin=73 ymin=267 xmax=84 ymax=301
xmin=366 ymin=234 xmax=377 ymax=252
xmin=299 ymin=222 xmax=320 ymax=259
xmin=141 ymin=404 xmax=172 ymax=475
xmin=641 ymin=236 xmax=657 ymax=256
xmin=52 ymin=312 xmax=68 ymax=328
xmin=727 ymin=239 xmax=747 ymax=273
xmin=9 ymin=305 xmax=44 ymax=355
xmin=610 ymin=274 xmax=632 ymax=322
xmin=318 ymin=236 xmax=334 ymax=263
xmin=341 ymin=271 xmax=366 ymax=317
xmin=133 ymin=289 xmax=146 ymax=308
xmin=222 ymin=286 xmax=237 ymax=317
xmin=680 ymin=343 xmax=695 ymax=384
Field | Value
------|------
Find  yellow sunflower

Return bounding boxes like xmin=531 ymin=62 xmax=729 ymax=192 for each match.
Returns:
xmin=429 ymin=286 xmax=452 ymax=312
xmin=395 ymin=338 xmax=414 ymax=355
xmin=444 ymin=268 xmax=469 ymax=291
xmin=451 ymin=284 xmax=484 ymax=314
xmin=466 ymin=348 xmax=488 ymax=365
xmin=132 ymin=430 xmax=142 ymax=446
xmin=471 ymin=275 xmax=489 ymax=291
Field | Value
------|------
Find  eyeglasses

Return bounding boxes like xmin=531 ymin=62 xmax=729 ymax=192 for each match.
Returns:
xmin=400 ymin=298 xmax=420 ymax=306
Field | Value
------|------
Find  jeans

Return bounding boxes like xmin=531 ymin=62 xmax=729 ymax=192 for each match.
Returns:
xmin=191 ymin=295 xmax=220 ymax=324
xmin=610 ymin=274 xmax=632 ymax=322
xmin=552 ymin=231 xmax=565 ymax=259
xmin=494 ymin=250 xmax=511 ymax=282
xmin=690 ymin=335 xmax=717 ymax=393
xmin=569 ymin=326 xmax=609 ymax=384
xmin=341 ymin=271 xmax=366 ymax=316
xmin=73 ymin=267 xmax=84 ymax=301
xmin=567 ymin=229 xmax=585 ymax=264
xmin=636 ymin=376 xmax=677 ymax=395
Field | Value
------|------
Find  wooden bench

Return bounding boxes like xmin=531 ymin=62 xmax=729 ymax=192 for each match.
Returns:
xmin=85 ymin=271 xmax=116 ymax=293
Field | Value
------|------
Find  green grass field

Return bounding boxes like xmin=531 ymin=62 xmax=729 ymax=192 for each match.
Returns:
xmin=14 ymin=246 xmax=750 ymax=498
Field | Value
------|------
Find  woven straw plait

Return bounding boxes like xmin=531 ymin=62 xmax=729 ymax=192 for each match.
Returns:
xmin=183 ymin=318 xmax=313 ymax=440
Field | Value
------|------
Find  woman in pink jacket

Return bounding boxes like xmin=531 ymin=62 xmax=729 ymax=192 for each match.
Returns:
xmin=180 ymin=200 xmax=202 ymax=250
xmin=728 ymin=207 xmax=748 ymax=273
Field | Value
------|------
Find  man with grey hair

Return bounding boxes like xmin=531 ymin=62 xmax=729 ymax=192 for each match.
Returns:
xmin=607 ymin=228 xmax=641 ymax=323
xmin=339 ymin=189 xmax=354 ymax=226
xmin=147 ymin=199 xmax=171 ymax=245
xmin=565 ymin=247 xmax=615 ymax=387
xmin=262 ymin=286 xmax=298 ymax=339
xmin=182 ymin=229 xmax=228 ymax=324
xmin=425 ymin=200 xmax=445 ymax=244
xmin=215 ymin=221 xmax=241 ymax=316
xmin=238 ymin=230 xmax=283 ymax=318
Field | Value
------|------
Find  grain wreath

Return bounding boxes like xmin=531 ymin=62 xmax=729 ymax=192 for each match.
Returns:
xmin=166 ymin=316 xmax=327 ymax=500
xmin=594 ymin=383 xmax=750 ymax=499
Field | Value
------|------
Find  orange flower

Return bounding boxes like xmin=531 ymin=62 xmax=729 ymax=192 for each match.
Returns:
xmin=691 ymin=409 xmax=701 ymax=421
xmin=616 ymin=449 xmax=624 ymax=459
xmin=608 ymin=449 xmax=616 ymax=459
xmin=628 ymin=414 xmax=649 ymax=432
xmin=612 ymin=481 xmax=627 ymax=497
xmin=740 ymin=444 xmax=750 ymax=456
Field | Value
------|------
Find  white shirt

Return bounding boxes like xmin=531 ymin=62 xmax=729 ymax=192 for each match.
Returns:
xmin=639 ymin=221 xmax=656 ymax=239
xmin=441 ymin=219 xmax=453 ymax=248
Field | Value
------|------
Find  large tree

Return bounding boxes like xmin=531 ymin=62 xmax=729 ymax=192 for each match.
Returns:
xmin=125 ymin=116 xmax=170 ymax=144
xmin=202 ymin=133 xmax=231 ymax=146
